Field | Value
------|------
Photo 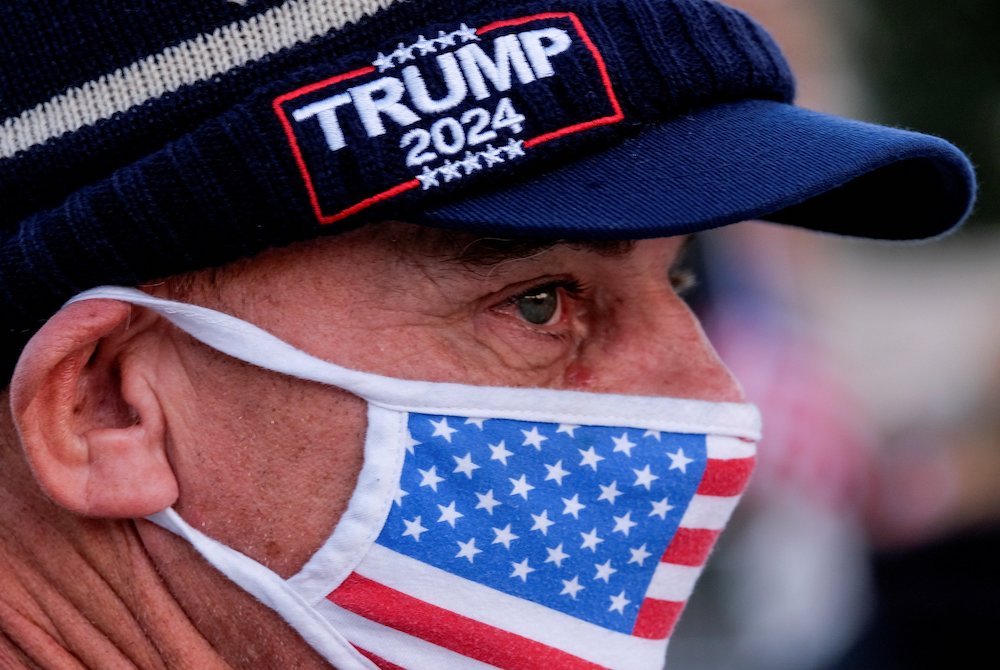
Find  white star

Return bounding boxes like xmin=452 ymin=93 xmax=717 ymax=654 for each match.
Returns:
xmin=402 ymin=516 xmax=428 ymax=541
xmin=611 ymin=432 xmax=637 ymax=457
xmin=545 ymin=543 xmax=570 ymax=568
xmin=510 ymin=558 xmax=535 ymax=582
xmin=434 ymin=29 xmax=457 ymax=48
xmin=480 ymin=144 xmax=506 ymax=166
xmin=492 ymin=524 xmax=519 ymax=550
xmin=459 ymin=151 xmax=482 ymax=175
xmin=392 ymin=42 xmax=416 ymax=63
xmin=609 ymin=590 xmax=631 ymax=614
xmin=417 ymin=165 xmax=440 ymax=190
xmin=404 ymin=430 xmax=421 ymax=454
xmin=456 ymin=538 xmax=481 ymax=563
xmin=413 ymin=34 xmax=438 ymax=55
xmin=594 ymin=559 xmax=617 ymax=583
xmin=543 ymin=460 xmax=570 ymax=485
xmin=392 ymin=486 xmax=408 ymax=507
xmin=521 ymin=426 xmax=547 ymax=450
xmin=530 ymin=509 xmax=555 ymax=535
xmin=436 ymin=501 xmax=463 ymax=528
xmin=454 ymin=23 xmax=480 ymax=43
xmin=488 ymin=440 xmax=514 ymax=465
xmin=560 ymin=575 xmax=585 ymax=599
xmin=418 ymin=466 xmax=445 ymax=492
xmin=503 ymin=138 xmax=526 ymax=159
xmin=643 ymin=429 xmax=662 ymax=441
xmin=561 ymin=494 xmax=586 ymax=519
xmin=438 ymin=160 xmax=463 ymax=181
xmin=612 ymin=512 xmax=638 ymax=537
xmin=580 ymin=527 xmax=604 ymax=552
xmin=649 ymin=497 xmax=674 ymax=520
xmin=556 ymin=424 xmax=579 ymax=437
xmin=373 ymin=51 xmax=395 ymax=72
xmin=632 ymin=464 xmax=660 ymax=490
xmin=628 ymin=544 xmax=653 ymax=566
xmin=579 ymin=446 xmax=605 ymax=471
xmin=509 ymin=474 xmax=535 ymax=500
xmin=452 ymin=453 xmax=480 ymax=478
xmin=465 ymin=417 xmax=486 ymax=429
xmin=597 ymin=481 xmax=623 ymax=505
xmin=475 ymin=489 xmax=502 ymax=515
xmin=429 ymin=417 xmax=457 ymax=442
xmin=668 ymin=448 xmax=695 ymax=473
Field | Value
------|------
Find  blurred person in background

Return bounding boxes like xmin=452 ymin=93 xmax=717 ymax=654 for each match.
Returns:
xmin=669 ymin=1 xmax=1000 ymax=669
xmin=825 ymin=1 xmax=1000 ymax=667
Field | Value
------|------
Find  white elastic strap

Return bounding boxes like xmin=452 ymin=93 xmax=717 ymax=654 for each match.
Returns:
xmin=68 ymin=287 xmax=763 ymax=439
xmin=148 ymin=509 xmax=377 ymax=670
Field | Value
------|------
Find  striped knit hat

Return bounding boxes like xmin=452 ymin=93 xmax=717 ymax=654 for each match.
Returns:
xmin=0 ymin=0 xmax=976 ymax=381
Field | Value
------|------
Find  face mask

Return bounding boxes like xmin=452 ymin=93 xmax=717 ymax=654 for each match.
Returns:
xmin=70 ymin=286 xmax=761 ymax=670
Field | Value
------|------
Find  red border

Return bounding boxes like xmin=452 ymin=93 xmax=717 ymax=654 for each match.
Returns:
xmin=274 ymin=65 xmax=379 ymax=225
xmin=275 ymin=12 xmax=625 ymax=226
xmin=478 ymin=12 xmax=625 ymax=149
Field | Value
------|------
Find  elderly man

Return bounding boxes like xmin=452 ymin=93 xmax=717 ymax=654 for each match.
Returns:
xmin=0 ymin=0 xmax=974 ymax=668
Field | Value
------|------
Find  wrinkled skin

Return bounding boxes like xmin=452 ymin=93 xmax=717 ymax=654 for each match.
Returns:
xmin=0 ymin=222 xmax=742 ymax=668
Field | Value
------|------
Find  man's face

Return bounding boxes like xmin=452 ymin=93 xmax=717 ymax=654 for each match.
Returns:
xmin=141 ymin=221 xmax=742 ymax=580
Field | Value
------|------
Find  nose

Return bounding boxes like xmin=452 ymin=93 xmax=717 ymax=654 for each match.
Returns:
xmin=575 ymin=287 xmax=745 ymax=403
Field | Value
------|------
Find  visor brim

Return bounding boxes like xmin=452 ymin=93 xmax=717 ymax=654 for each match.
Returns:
xmin=415 ymin=99 xmax=976 ymax=241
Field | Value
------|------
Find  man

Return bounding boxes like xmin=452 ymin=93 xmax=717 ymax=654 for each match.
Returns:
xmin=0 ymin=0 xmax=975 ymax=668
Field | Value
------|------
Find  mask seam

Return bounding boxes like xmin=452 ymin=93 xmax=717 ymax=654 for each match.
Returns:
xmin=369 ymin=401 xmax=760 ymax=439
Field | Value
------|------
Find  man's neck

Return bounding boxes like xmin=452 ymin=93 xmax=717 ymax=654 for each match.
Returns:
xmin=0 ymin=379 xmax=336 ymax=669
xmin=0 ymin=402 xmax=230 ymax=669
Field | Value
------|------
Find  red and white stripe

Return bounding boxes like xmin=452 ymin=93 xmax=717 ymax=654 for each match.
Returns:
xmin=324 ymin=434 xmax=755 ymax=669
xmin=634 ymin=435 xmax=756 ymax=641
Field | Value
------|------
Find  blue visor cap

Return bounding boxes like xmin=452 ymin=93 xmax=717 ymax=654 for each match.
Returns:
xmin=415 ymin=98 xmax=977 ymax=241
xmin=214 ymin=0 xmax=976 ymax=244
xmin=262 ymin=0 xmax=975 ymax=241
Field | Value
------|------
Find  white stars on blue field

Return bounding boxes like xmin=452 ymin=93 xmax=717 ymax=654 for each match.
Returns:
xmin=377 ymin=414 xmax=707 ymax=632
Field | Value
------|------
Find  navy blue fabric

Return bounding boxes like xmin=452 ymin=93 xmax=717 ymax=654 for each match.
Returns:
xmin=0 ymin=0 xmax=977 ymax=382
xmin=416 ymin=100 xmax=976 ymax=241
xmin=0 ymin=1 xmax=288 ymax=119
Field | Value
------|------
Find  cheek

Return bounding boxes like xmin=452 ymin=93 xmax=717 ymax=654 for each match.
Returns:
xmin=166 ymin=345 xmax=368 ymax=576
xmin=564 ymin=295 xmax=744 ymax=401
xmin=470 ymin=313 xmax=581 ymax=383
xmin=563 ymin=361 xmax=595 ymax=388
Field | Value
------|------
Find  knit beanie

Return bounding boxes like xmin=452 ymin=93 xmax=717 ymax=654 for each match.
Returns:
xmin=0 ymin=0 xmax=976 ymax=383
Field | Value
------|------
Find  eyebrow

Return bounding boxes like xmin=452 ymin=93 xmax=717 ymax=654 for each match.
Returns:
xmin=446 ymin=236 xmax=637 ymax=268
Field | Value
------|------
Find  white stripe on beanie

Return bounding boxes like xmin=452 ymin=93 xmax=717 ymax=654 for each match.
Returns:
xmin=0 ymin=0 xmax=403 ymax=159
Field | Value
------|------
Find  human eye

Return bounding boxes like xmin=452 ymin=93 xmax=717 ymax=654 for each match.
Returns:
xmin=514 ymin=285 xmax=560 ymax=325
xmin=668 ymin=266 xmax=698 ymax=296
xmin=493 ymin=278 xmax=587 ymax=333
xmin=667 ymin=238 xmax=699 ymax=297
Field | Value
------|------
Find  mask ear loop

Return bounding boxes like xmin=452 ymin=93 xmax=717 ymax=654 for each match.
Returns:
xmin=149 ymin=509 xmax=378 ymax=670
xmin=67 ymin=285 xmax=379 ymax=391
xmin=66 ymin=286 xmax=762 ymax=439
xmin=67 ymin=286 xmax=385 ymax=666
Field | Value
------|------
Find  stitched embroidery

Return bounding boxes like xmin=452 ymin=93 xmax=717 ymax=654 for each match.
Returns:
xmin=274 ymin=12 xmax=624 ymax=225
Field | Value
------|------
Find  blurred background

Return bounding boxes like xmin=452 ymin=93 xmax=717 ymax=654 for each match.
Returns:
xmin=669 ymin=1 xmax=1000 ymax=669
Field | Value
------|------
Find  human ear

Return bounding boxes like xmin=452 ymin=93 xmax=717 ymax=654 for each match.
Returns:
xmin=9 ymin=299 xmax=179 ymax=518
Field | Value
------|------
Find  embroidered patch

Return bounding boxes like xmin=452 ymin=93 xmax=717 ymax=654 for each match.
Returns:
xmin=274 ymin=12 xmax=624 ymax=224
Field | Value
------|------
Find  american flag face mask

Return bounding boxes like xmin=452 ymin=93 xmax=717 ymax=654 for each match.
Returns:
xmin=71 ymin=287 xmax=761 ymax=670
